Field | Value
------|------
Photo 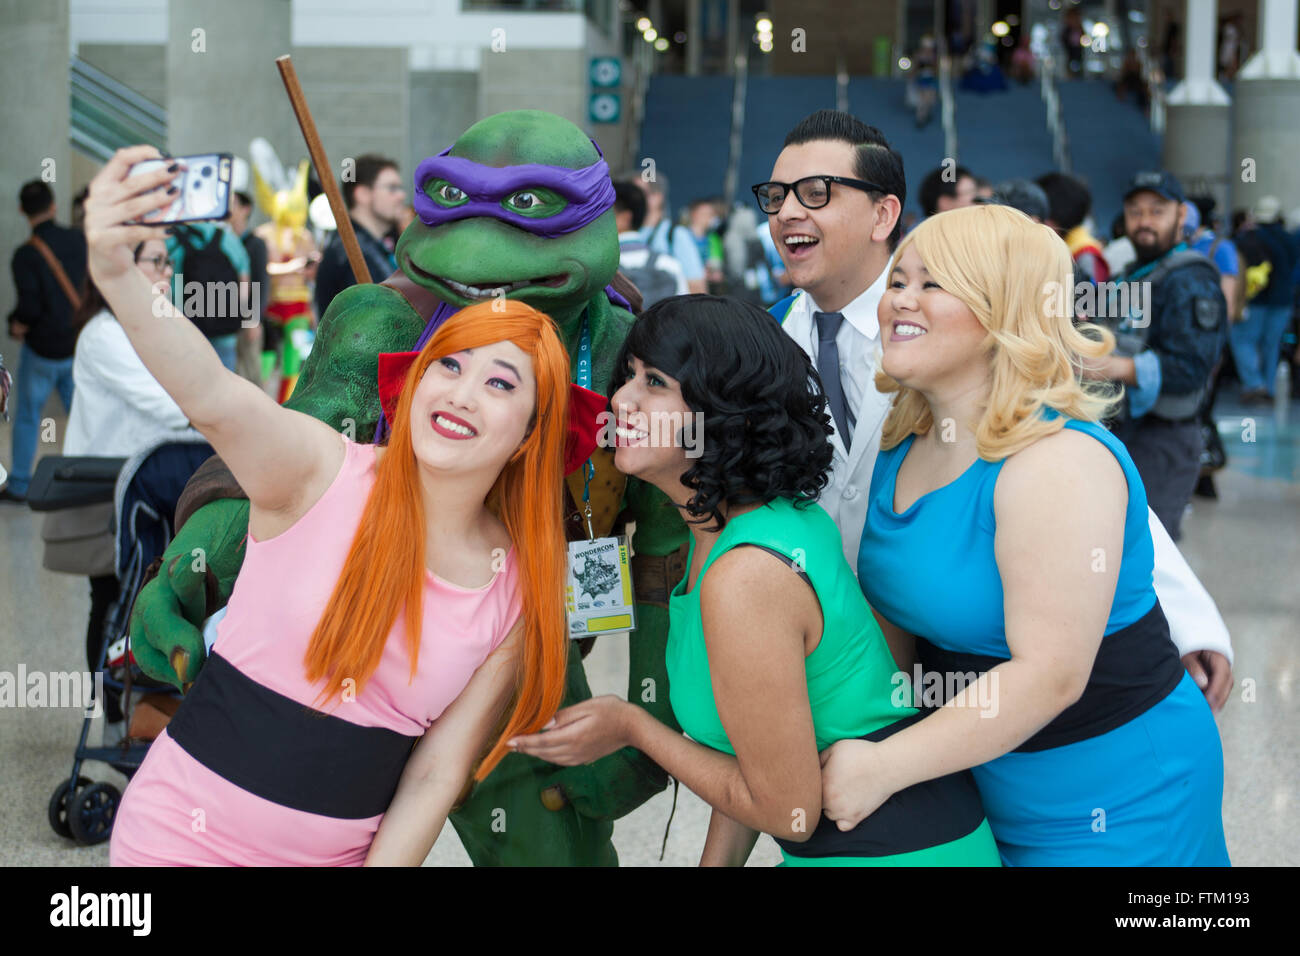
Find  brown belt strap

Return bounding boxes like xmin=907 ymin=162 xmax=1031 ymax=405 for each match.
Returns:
xmin=28 ymin=235 xmax=82 ymax=311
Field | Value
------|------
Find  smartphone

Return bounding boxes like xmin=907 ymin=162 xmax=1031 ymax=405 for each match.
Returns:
xmin=128 ymin=153 xmax=233 ymax=224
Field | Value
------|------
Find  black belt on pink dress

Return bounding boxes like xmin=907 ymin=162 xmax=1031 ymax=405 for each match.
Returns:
xmin=166 ymin=651 xmax=418 ymax=819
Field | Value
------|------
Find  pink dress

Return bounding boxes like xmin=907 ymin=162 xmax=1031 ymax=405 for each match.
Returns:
xmin=109 ymin=436 xmax=521 ymax=866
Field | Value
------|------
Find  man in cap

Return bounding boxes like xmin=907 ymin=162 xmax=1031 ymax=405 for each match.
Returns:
xmin=1085 ymin=171 xmax=1227 ymax=541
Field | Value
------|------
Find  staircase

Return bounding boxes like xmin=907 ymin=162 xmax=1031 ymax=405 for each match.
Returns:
xmin=639 ymin=74 xmax=734 ymax=210
xmin=847 ymin=77 xmax=946 ymax=219
xmin=954 ymin=81 xmax=1057 ymax=189
xmin=1057 ymin=79 xmax=1163 ymax=230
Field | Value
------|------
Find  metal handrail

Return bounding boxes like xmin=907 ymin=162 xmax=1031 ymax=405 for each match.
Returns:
xmin=721 ymin=47 xmax=749 ymax=210
xmin=625 ymin=40 xmax=652 ymax=169
xmin=1148 ymin=69 xmax=1166 ymax=135
xmin=1040 ymin=52 xmax=1071 ymax=172
xmin=939 ymin=48 xmax=958 ymax=161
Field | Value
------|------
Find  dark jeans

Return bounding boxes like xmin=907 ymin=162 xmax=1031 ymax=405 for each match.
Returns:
xmin=88 ymin=574 xmax=124 ymax=723
xmin=1114 ymin=417 xmax=1203 ymax=542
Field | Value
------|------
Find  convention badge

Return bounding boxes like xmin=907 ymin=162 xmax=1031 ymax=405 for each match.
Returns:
xmin=565 ymin=535 xmax=637 ymax=638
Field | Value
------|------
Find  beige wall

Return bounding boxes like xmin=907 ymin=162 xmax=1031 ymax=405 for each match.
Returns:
xmin=287 ymin=46 xmax=409 ymax=186
xmin=770 ymin=0 xmax=901 ymax=75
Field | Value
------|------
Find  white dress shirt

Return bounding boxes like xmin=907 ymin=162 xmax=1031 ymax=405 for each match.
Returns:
xmin=64 ymin=310 xmax=201 ymax=458
xmin=779 ymin=272 xmax=891 ymax=570
xmin=780 ymin=277 xmax=1232 ymax=660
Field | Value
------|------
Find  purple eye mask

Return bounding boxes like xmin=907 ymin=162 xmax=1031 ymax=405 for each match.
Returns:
xmin=412 ymin=143 xmax=615 ymax=238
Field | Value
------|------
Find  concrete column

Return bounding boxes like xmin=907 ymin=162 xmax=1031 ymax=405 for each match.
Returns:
xmin=0 ymin=0 xmax=70 ymax=326
xmin=166 ymin=0 xmax=297 ymax=184
xmin=1239 ymin=0 xmax=1300 ymax=79
xmin=1164 ymin=0 xmax=1231 ymax=213
xmin=1231 ymin=0 xmax=1300 ymax=217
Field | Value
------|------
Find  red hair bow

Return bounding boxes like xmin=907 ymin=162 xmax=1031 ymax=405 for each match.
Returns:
xmin=377 ymin=351 xmax=605 ymax=476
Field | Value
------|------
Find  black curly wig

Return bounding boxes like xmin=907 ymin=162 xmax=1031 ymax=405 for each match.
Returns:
xmin=608 ymin=294 xmax=835 ymax=532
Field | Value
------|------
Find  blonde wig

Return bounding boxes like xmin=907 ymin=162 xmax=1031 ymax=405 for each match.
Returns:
xmin=875 ymin=203 xmax=1119 ymax=460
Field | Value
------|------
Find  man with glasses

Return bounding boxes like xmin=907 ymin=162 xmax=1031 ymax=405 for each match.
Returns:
xmin=314 ymin=154 xmax=406 ymax=317
xmin=753 ymin=109 xmax=905 ymax=569
xmin=752 ymin=111 xmax=1234 ymax=712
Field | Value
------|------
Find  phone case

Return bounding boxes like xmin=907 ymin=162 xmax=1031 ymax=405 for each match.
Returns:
xmin=129 ymin=153 xmax=233 ymax=224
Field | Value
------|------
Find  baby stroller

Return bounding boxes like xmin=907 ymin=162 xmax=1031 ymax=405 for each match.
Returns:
xmin=29 ymin=435 xmax=213 ymax=845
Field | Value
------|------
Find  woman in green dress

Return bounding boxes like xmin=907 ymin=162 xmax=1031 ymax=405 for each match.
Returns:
xmin=511 ymin=295 xmax=999 ymax=866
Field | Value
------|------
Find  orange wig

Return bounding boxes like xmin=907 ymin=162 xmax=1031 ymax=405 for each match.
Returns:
xmin=303 ymin=299 xmax=571 ymax=780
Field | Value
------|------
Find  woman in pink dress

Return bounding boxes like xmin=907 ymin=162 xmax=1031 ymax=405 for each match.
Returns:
xmin=82 ymin=146 xmax=571 ymax=866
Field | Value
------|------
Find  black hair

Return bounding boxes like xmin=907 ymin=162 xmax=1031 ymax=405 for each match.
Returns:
xmin=1110 ymin=211 xmax=1127 ymax=240
xmin=1189 ymin=194 xmax=1217 ymax=230
xmin=608 ymin=294 xmax=834 ymax=532
xmin=343 ymin=154 xmax=399 ymax=209
xmin=613 ymin=180 xmax=647 ymax=231
xmin=19 ymin=180 xmax=54 ymax=217
xmin=918 ymin=164 xmax=973 ymax=217
xmin=73 ymin=241 xmax=155 ymax=334
xmin=782 ymin=109 xmax=907 ymax=250
xmin=233 ymin=190 xmax=254 ymax=210
xmin=1036 ymin=171 xmax=1093 ymax=230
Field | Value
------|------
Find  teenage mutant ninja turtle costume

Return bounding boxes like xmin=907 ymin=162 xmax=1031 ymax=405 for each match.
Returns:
xmin=127 ymin=110 xmax=689 ymax=865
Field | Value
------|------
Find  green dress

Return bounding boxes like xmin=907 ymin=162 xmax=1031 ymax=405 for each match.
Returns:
xmin=665 ymin=497 xmax=1000 ymax=866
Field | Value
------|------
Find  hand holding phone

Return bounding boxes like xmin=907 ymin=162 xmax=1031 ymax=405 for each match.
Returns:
xmin=128 ymin=153 xmax=233 ymax=225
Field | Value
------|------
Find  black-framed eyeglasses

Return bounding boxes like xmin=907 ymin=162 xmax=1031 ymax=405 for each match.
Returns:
xmin=137 ymin=255 xmax=173 ymax=271
xmin=751 ymin=176 xmax=886 ymax=214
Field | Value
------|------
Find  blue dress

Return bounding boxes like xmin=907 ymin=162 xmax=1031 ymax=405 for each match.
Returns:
xmin=858 ymin=417 xmax=1230 ymax=866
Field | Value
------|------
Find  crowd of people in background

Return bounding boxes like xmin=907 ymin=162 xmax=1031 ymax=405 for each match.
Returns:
xmin=1 ymin=155 xmax=416 ymax=505
xmin=7 ymin=136 xmax=1299 ymax=548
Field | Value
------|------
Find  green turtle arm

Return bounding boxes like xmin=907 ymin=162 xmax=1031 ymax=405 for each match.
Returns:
xmin=288 ymin=282 xmax=428 ymax=435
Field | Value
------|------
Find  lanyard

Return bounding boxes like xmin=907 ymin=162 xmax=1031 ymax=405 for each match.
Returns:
xmin=576 ymin=311 xmax=592 ymax=390
xmin=575 ymin=313 xmax=596 ymax=538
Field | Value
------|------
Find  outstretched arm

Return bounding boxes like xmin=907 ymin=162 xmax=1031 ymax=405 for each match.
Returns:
xmin=85 ymin=146 xmax=339 ymax=525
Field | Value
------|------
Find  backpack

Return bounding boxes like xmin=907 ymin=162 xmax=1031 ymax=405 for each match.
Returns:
xmin=1233 ymin=230 xmax=1278 ymax=303
xmin=619 ymin=241 xmax=680 ymax=309
xmin=174 ymin=225 xmax=243 ymax=338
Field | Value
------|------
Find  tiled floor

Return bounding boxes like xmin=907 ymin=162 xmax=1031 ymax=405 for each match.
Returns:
xmin=2 ymin=387 xmax=1296 ymax=867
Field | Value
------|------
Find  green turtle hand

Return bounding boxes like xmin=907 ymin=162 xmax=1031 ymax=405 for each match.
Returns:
xmin=128 ymin=497 xmax=251 ymax=688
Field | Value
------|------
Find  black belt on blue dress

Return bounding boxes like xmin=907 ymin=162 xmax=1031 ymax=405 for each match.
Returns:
xmin=775 ymin=711 xmax=989 ymax=860
xmin=915 ymin=598 xmax=1185 ymax=753
xmin=166 ymin=651 xmax=418 ymax=819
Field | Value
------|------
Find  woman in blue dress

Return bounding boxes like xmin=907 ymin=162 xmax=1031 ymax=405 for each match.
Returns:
xmin=821 ymin=203 xmax=1230 ymax=866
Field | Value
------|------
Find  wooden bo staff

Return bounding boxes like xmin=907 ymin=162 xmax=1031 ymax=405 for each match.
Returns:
xmin=274 ymin=54 xmax=371 ymax=286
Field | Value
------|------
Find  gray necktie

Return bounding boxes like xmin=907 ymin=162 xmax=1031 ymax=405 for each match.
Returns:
xmin=814 ymin=311 xmax=853 ymax=450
